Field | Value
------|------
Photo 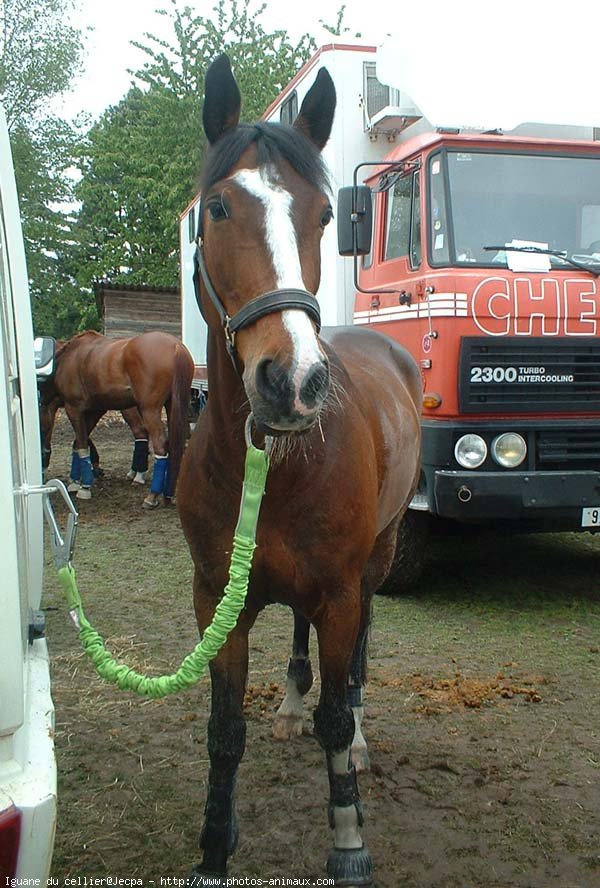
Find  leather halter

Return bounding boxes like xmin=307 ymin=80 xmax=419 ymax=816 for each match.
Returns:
xmin=193 ymin=216 xmax=322 ymax=374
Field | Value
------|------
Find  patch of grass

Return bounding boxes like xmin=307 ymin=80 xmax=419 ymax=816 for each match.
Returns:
xmin=44 ymin=415 xmax=600 ymax=887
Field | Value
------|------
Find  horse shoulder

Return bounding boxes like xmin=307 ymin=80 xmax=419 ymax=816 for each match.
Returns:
xmin=322 ymin=326 xmax=421 ymax=416
xmin=321 ymin=326 xmax=421 ymax=531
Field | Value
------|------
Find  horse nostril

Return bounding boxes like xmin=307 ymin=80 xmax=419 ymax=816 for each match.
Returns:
xmin=299 ymin=361 xmax=330 ymax=409
xmin=255 ymin=358 xmax=291 ymax=407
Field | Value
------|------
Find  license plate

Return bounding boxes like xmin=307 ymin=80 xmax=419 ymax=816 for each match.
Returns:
xmin=581 ymin=507 xmax=600 ymax=527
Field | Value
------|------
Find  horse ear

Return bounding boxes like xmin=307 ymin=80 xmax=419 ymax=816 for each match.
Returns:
xmin=293 ymin=68 xmax=336 ymax=151
xmin=203 ymin=54 xmax=242 ymax=144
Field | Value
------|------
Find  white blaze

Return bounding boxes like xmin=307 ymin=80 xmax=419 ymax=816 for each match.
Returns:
xmin=232 ymin=167 xmax=324 ymax=415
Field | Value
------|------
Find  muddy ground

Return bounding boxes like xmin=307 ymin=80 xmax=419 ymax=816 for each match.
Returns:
xmin=43 ymin=413 xmax=600 ymax=888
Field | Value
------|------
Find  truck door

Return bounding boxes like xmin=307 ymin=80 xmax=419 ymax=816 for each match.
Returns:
xmin=366 ymin=163 xmax=424 ymax=356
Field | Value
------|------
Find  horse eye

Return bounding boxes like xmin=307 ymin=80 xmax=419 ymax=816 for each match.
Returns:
xmin=207 ymin=201 xmax=229 ymax=222
xmin=321 ymin=207 xmax=333 ymax=227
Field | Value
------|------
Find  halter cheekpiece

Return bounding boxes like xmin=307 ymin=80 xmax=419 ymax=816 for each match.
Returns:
xmin=194 ymin=204 xmax=322 ymax=373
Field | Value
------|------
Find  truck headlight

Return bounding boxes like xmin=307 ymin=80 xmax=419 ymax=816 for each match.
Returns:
xmin=491 ymin=432 xmax=526 ymax=468
xmin=454 ymin=434 xmax=487 ymax=469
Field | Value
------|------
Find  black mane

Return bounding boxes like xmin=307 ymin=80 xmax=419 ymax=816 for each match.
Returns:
xmin=201 ymin=121 xmax=330 ymax=195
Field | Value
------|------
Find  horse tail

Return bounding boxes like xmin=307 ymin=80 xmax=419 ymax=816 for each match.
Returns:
xmin=167 ymin=345 xmax=194 ymax=498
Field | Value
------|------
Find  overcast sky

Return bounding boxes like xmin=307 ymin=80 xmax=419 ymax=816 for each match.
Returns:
xmin=54 ymin=0 xmax=596 ymax=126
xmin=55 ymin=0 xmax=389 ymax=121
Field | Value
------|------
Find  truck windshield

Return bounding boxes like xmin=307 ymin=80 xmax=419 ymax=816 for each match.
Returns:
xmin=430 ymin=150 xmax=600 ymax=269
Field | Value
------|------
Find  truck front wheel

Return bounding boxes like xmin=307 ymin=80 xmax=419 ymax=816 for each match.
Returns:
xmin=376 ymin=510 xmax=429 ymax=596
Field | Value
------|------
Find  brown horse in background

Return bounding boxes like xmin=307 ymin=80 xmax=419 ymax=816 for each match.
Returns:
xmin=177 ymin=55 xmax=421 ymax=886
xmin=39 ymin=330 xmax=194 ymax=506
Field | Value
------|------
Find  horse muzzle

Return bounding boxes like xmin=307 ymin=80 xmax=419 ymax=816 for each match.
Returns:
xmin=247 ymin=355 xmax=330 ymax=434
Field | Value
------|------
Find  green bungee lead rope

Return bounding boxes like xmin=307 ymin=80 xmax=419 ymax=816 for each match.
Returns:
xmin=57 ymin=414 xmax=272 ymax=699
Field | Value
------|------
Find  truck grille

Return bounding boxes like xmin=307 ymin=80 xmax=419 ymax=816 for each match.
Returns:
xmin=536 ymin=429 xmax=600 ymax=470
xmin=459 ymin=337 xmax=600 ymax=414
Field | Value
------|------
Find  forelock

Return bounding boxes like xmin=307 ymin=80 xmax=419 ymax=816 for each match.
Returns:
xmin=201 ymin=122 xmax=330 ymax=195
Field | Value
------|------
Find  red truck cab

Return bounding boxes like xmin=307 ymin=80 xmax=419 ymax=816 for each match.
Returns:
xmin=346 ymin=131 xmax=600 ymax=532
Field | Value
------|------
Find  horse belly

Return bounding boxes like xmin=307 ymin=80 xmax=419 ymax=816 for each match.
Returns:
xmin=86 ymin=385 xmax=136 ymax=412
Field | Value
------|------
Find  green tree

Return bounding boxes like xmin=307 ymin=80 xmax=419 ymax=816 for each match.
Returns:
xmin=0 ymin=0 xmax=86 ymax=337
xmin=74 ymin=0 xmax=315 ymax=291
xmin=133 ymin=0 xmax=315 ymax=121
xmin=319 ymin=4 xmax=361 ymax=39
xmin=74 ymin=84 xmax=199 ymax=290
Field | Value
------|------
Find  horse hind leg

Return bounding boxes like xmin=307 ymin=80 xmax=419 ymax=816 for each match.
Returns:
xmin=140 ymin=407 xmax=167 ymax=509
xmin=349 ymin=514 xmax=403 ymax=774
xmin=273 ymin=611 xmax=313 ymax=740
xmin=122 ymin=408 xmax=148 ymax=484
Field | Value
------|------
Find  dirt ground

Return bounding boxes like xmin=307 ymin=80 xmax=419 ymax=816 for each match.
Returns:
xmin=43 ymin=413 xmax=600 ymax=888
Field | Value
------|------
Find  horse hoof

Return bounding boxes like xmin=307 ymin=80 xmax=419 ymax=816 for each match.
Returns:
xmin=326 ymin=845 xmax=374 ymax=887
xmin=76 ymin=486 xmax=92 ymax=500
xmin=272 ymin=713 xmax=304 ymax=740
xmin=132 ymin=472 xmax=147 ymax=485
xmin=126 ymin=470 xmax=135 ymax=480
xmin=142 ymin=497 xmax=160 ymax=510
xmin=351 ymin=744 xmax=370 ymax=773
xmin=187 ymin=867 xmax=227 ymax=887
xmin=67 ymin=480 xmax=81 ymax=493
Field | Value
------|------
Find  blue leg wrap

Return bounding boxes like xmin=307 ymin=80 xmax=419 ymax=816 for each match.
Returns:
xmin=150 ymin=456 xmax=169 ymax=494
xmin=132 ymin=439 xmax=149 ymax=473
xmin=79 ymin=455 xmax=94 ymax=488
xmin=70 ymin=450 xmax=81 ymax=482
xmin=165 ymin=460 xmax=173 ymax=498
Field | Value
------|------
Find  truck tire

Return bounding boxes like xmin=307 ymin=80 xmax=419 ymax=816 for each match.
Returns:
xmin=376 ymin=510 xmax=429 ymax=596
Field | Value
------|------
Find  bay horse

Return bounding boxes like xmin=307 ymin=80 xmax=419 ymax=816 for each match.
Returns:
xmin=39 ymin=331 xmax=194 ymax=506
xmin=177 ymin=56 xmax=421 ymax=886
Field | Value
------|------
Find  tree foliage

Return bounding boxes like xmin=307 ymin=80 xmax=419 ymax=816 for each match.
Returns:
xmin=74 ymin=84 xmax=200 ymax=290
xmin=0 ymin=0 xmax=86 ymax=337
xmin=2 ymin=0 xmax=321 ymax=335
xmin=133 ymin=0 xmax=315 ymax=121
xmin=74 ymin=0 xmax=315 ymax=291
xmin=11 ymin=119 xmax=95 ymax=335
xmin=0 ymin=0 xmax=84 ymax=127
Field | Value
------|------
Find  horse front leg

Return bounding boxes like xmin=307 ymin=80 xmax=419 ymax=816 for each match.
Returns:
xmin=64 ymin=405 xmax=94 ymax=499
xmin=85 ymin=410 xmax=105 ymax=479
xmin=39 ymin=396 xmax=61 ymax=481
xmin=273 ymin=610 xmax=313 ymax=740
xmin=189 ymin=594 xmax=258 ymax=887
xmin=314 ymin=597 xmax=373 ymax=887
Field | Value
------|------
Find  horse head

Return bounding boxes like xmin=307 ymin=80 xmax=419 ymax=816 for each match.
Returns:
xmin=198 ymin=54 xmax=336 ymax=435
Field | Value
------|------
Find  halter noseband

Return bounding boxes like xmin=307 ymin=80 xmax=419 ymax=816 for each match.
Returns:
xmin=193 ymin=210 xmax=322 ymax=374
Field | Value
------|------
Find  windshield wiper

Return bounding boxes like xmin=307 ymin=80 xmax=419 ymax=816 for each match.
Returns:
xmin=483 ymin=244 xmax=600 ymax=277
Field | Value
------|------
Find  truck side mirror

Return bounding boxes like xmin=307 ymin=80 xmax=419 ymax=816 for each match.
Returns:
xmin=337 ymin=185 xmax=373 ymax=257
xmin=34 ymin=337 xmax=55 ymax=379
